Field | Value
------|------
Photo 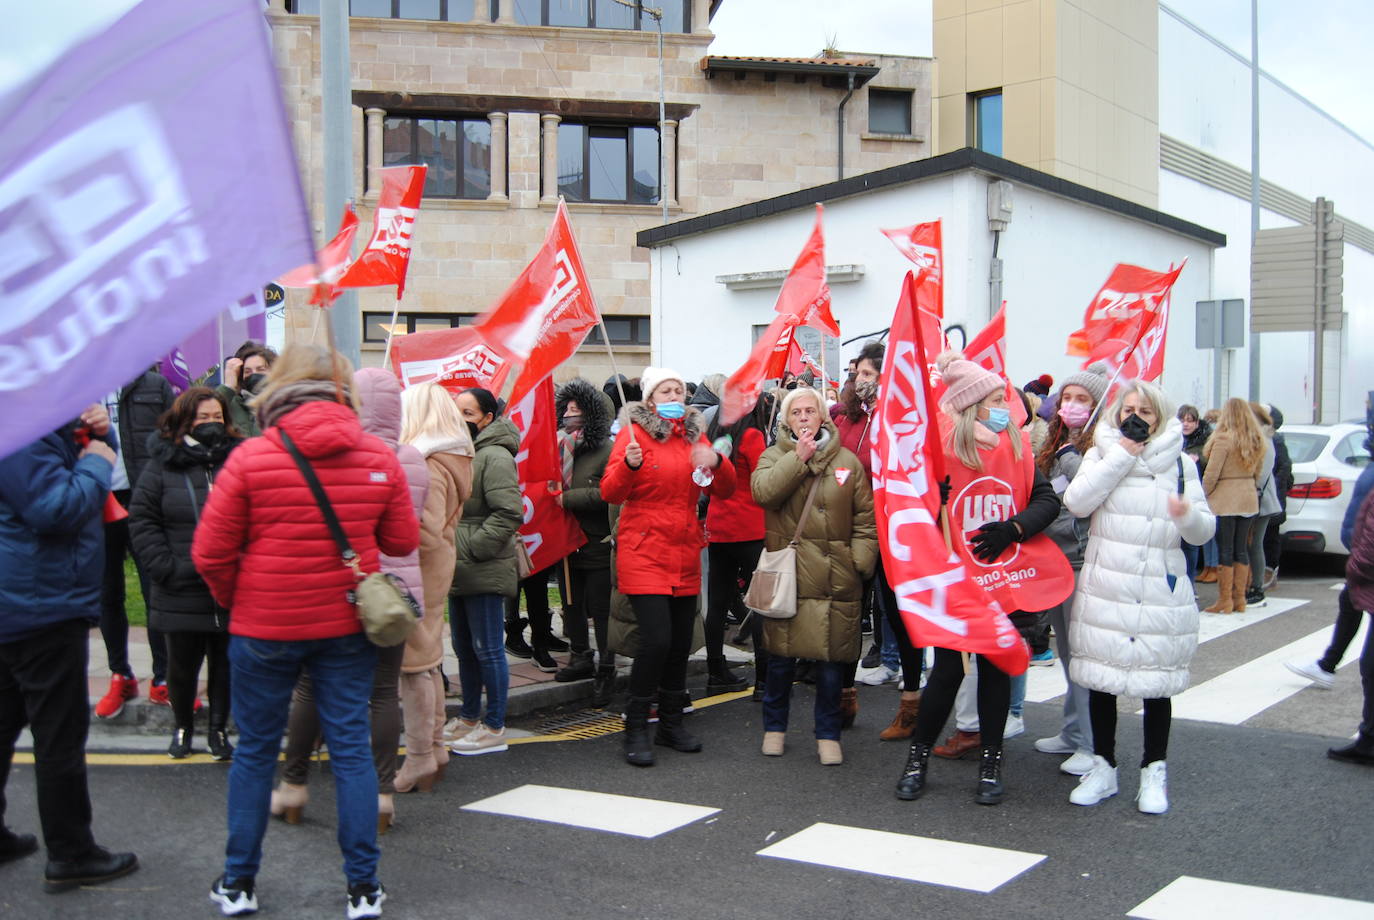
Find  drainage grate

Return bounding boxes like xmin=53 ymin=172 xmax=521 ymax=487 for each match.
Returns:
xmin=529 ymin=710 xmax=625 ymax=741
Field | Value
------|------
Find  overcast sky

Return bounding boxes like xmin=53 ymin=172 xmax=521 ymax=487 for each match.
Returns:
xmin=708 ymin=0 xmax=1374 ymax=144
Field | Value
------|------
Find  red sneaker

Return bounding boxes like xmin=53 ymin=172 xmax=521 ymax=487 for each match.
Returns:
xmin=94 ymin=675 xmax=139 ymax=720
xmin=148 ymin=682 xmax=170 ymax=706
xmin=193 ymin=697 xmax=204 ymax=714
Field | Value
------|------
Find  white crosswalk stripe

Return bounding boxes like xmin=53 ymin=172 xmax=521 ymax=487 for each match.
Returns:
xmin=1128 ymin=875 xmax=1374 ymax=918
xmin=460 ymin=784 xmax=720 ymax=838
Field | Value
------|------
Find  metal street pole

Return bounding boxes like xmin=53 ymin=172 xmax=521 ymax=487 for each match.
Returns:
xmin=321 ymin=0 xmax=360 ymax=364
xmin=1248 ymin=0 xmax=1260 ymax=402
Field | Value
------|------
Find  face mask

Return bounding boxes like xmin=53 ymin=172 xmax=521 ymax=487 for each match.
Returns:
xmin=655 ymin=401 xmax=686 ymax=420
xmin=191 ymin=422 xmax=227 ymax=445
xmin=242 ymin=373 xmax=267 ymax=397
xmin=854 ymin=379 xmax=878 ymax=402
xmin=466 ymin=421 xmax=482 ymax=441
xmin=980 ymin=407 xmax=1011 ymax=433
xmin=1120 ymin=412 xmax=1152 ymax=443
xmin=1058 ymin=402 xmax=1093 ymax=429
xmin=561 ymin=415 xmax=584 ymax=433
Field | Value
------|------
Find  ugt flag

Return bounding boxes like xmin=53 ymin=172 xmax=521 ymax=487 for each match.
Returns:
xmin=390 ymin=324 xmax=510 ymax=396
xmin=882 ymin=219 xmax=946 ymax=381
xmin=721 ymin=313 xmax=792 ymax=425
xmin=950 ymin=303 xmax=1026 ymax=427
xmin=774 ymin=204 xmax=839 ymax=338
xmin=0 ymin=0 xmax=313 ymax=461
xmin=338 ymin=165 xmax=427 ymax=298
xmin=869 ymin=273 xmax=1029 ymax=677
xmin=506 ymin=377 xmax=587 ymax=573
xmin=1066 ymin=261 xmax=1186 ymax=387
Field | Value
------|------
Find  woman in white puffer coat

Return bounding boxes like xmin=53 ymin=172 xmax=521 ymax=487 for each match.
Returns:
xmin=1062 ymin=380 xmax=1215 ymax=815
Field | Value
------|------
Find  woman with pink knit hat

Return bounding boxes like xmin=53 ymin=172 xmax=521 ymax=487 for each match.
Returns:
xmin=894 ymin=351 xmax=1065 ymax=806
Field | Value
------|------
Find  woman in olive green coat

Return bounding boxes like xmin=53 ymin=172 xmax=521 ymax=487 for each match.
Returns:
xmin=446 ymin=387 xmax=523 ymax=756
xmin=752 ymin=387 xmax=878 ymax=765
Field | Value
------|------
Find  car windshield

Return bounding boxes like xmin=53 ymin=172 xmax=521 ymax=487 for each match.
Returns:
xmin=1284 ymin=433 xmax=1329 ymax=463
xmin=1335 ymin=432 xmax=1371 ymax=468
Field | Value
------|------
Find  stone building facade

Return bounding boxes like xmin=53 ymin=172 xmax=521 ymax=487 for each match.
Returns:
xmin=265 ymin=0 xmax=931 ymax=381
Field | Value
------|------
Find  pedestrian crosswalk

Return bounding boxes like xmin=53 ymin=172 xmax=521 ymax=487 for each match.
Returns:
xmin=460 ymin=783 xmax=720 ymax=838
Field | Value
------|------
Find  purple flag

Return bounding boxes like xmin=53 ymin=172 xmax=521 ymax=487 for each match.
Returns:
xmin=161 ymin=288 xmax=271 ymax=393
xmin=0 ymin=0 xmax=313 ymax=460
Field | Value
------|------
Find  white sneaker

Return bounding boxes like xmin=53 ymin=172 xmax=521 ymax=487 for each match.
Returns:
xmin=443 ymin=717 xmax=479 ymax=741
xmin=857 ymin=665 xmax=900 ymax=686
xmin=1003 ymin=715 xmax=1025 ymax=739
xmin=1059 ymin=749 xmax=1097 ymax=776
xmin=1137 ymin=760 xmax=1169 ymax=814
xmin=449 ymin=724 xmax=508 ymax=756
xmin=1068 ymin=755 xmax=1118 ymax=806
xmin=1034 ymin=735 xmax=1076 ymax=755
xmin=1285 ymin=658 xmax=1335 ymax=690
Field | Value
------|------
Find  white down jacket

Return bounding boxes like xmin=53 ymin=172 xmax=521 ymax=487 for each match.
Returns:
xmin=1063 ymin=419 xmax=1216 ymax=698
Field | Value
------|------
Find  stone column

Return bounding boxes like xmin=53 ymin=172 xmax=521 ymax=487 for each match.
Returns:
xmin=540 ymin=113 xmax=561 ymax=204
xmin=692 ymin=0 xmax=711 ymax=35
xmin=267 ymin=0 xmax=287 ymax=12
xmin=487 ymin=111 xmax=509 ymax=201
xmin=497 ymin=0 xmax=517 ymax=24
xmin=660 ymin=119 xmax=679 ymax=208
xmin=364 ymin=107 xmax=386 ymax=196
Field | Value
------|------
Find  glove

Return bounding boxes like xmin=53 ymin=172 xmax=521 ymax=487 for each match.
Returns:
xmin=970 ymin=520 xmax=1019 ymax=562
xmin=938 ymin=475 xmax=951 ymax=506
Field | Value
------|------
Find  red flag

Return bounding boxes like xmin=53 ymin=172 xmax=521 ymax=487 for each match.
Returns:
xmin=337 ymin=165 xmax=427 ymax=298
xmin=761 ymin=322 xmax=798 ymax=380
xmin=868 ymin=273 xmax=1029 ymax=677
xmin=955 ymin=304 xmax=1026 ymax=427
xmin=277 ymin=204 xmax=360 ymax=304
xmin=507 ymin=377 xmax=586 ymax=570
xmin=507 ymin=377 xmax=561 ymax=485
xmin=882 ymin=220 xmax=944 ymax=282
xmin=390 ymin=325 xmax=510 ymax=395
xmin=773 ymin=204 xmax=839 ymax=338
xmin=722 ymin=314 xmax=794 ymax=424
xmin=474 ymin=200 xmax=600 ymax=408
xmin=1066 ymin=261 xmax=1186 ymax=389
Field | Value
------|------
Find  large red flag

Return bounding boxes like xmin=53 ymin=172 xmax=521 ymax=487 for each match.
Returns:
xmin=1066 ymin=261 xmax=1186 ymax=388
xmin=722 ymin=314 xmax=794 ymax=424
xmin=952 ymin=304 xmax=1026 ymax=426
xmin=390 ymin=324 xmax=511 ymax=396
xmin=506 ymin=377 xmax=586 ymax=571
xmin=278 ymin=204 xmax=361 ymax=304
xmin=883 ymin=220 xmax=947 ymax=382
xmin=337 ymin=165 xmax=427 ymax=298
xmin=869 ymin=273 xmax=1029 ymax=677
xmin=774 ymin=204 xmax=839 ymax=338
xmin=882 ymin=219 xmax=944 ymax=280
xmin=474 ymin=200 xmax=600 ymax=408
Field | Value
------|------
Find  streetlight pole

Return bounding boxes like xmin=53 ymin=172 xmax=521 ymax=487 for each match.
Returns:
xmin=321 ymin=0 xmax=360 ymax=363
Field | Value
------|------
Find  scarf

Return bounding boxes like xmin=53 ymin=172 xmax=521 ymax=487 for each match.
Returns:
xmin=558 ymin=429 xmax=581 ymax=489
xmin=256 ymin=379 xmax=353 ymax=431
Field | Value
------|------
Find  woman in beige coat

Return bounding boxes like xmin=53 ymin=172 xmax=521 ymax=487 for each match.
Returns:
xmin=751 ymin=387 xmax=877 ymax=765
xmin=395 ymin=384 xmax=473 ymax=792
xmin=1201 ymin=397 xmax=1264 ymax=613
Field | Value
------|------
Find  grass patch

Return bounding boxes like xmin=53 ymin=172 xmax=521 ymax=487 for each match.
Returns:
xmin=124 ymin=557 xmax=147 ymax=627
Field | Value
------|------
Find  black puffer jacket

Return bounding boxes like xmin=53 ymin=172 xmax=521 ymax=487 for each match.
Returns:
xmin=128 ymin=433 xmax=242 ymax=632
xmin=116 ymin=371 xmax=175 ymax=490
xmin=556 ymin=378 xmax=615 ymax=570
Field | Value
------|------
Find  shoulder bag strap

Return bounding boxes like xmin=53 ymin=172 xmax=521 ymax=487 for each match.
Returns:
xmin=789 ymin=475 xmax=824 ymax=547
xmin=280 ymin=430 xmax=360 ymax=571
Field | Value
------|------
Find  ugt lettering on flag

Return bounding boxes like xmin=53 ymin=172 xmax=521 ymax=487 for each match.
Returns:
xmin=1066 ymin=261 xmax=1186 ymax=387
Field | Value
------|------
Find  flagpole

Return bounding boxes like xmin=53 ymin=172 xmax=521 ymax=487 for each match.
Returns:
xmin=382 ymin=292 xmax=403 ymax=371
xmin=596 ymin=315 xmax=636 ymax=446
xmin=216 ymin=312 xmax=225 ymax=388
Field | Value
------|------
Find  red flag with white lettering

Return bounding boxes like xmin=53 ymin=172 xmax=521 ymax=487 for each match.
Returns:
xmin=474 ymin=200 xmax=600 ymax=408
xmin=869 ymin=272 xmax=1029 ymax=677
xmin=337 ymin=165 xmax=427 ymax=298
xmin=774 ymin=204 xmax=839 ymax=338
xmin=278 ymin=204 xmax=361 ymax=304
xmin=952 ymin=304 xmax=1026 ymax=426
xmin=883 ymin=220 xmax=947 ymax=382
xmin=507 ymin=377 xmax=586 ymax=570
xmin=1066 ymin=261 xmax=1186 ymax=391
xmin=390 ymin=324 xmax=511 ymax=396
xmin=722 ymin=314 xmax=794 ymax=425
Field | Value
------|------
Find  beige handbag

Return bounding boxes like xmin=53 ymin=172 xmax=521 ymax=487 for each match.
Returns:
xmin=744 ymin=475 xmax=822 ymax=619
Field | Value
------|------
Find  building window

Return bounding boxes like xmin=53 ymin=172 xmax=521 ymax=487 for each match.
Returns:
xmin=363 ymin=312 xmax=477 ymax=343
xmin=381 ymin=116 xmax=491 ymax=199
xmin=503 ymin=0 xmax=687 ymax=31
xmin=290 ymin=0 xmax=476 ymax=18
xmin=555 ymin=123 xmax=659 ymax=205
xmin=584 ymin=315 xmax=651 ymax=346
xmin=868 ymin=89 xmax=913 ymax=135
xmin=972 ymin=91 xmax=1003 ymax=157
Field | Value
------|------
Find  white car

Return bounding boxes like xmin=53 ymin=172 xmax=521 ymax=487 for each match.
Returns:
xmin=1279 ymin=422 xmax=1371 ymax=555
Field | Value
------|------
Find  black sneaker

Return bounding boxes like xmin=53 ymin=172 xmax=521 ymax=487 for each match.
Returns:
xmin=530 ymin=647 xmax=559 ymax=673
xmin=347 ymin=881 xmax=387 ymax=919
xmin=210 ymin=875 xmax=258 ymax=916
xmin=860 ymin=642 xmax=881 ymax=670
xmin=545 ymin=634 xmax=570 ymax=653
xmin=168 ymin=728 xmax=192 ymax=760
xmin=208 ymin=729 xmax=235 ymax=762
xmin=43 ymin=846 xmax=138 ymax=893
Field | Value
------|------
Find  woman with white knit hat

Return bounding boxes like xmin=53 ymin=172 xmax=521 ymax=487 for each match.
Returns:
xmin=601 ymin=367 xmax=737 ymax=767
xmin=894 ymin=351 xmax=1064 ymax=806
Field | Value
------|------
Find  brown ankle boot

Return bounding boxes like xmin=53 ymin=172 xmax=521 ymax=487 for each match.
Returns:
xmin=1196 ymin=566 xmax=1218 ymax=584
xmin=1231 ymin=564 xmax=1250 ymax=612
xmin=933 ymin=729 xmax=980 ymax=759
xmin=839 ymin=687 xmax=859 ymax=729
xmin=1204 ymin=565 xmax=1234 ymax=613
xmin=879 ymin=695 xmax=921 ymax=741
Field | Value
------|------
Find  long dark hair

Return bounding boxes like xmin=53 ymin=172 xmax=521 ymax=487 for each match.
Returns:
xmin=1034 ymin=387 xmax=1097 ymax=475
xmin=157 ymin=387 xmax=242 ymax=443
xmin=839 ymin=341 xmax=885 ymax=423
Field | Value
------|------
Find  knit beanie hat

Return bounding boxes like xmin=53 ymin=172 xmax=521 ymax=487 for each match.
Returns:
xmin=1023 ymin=374 xmax=1053 ymax=397
xmin=1061 ymin=361 xmax=1110 ymax=406
xmin=936 ymin=350 xmax=1003 ymax=414
xmin=639 ymin=366 xmax=685 ymax=402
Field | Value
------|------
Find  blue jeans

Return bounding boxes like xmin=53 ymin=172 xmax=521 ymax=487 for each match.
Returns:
xmin=225 ymin=633 xmax=379 ymax=886
xmin=763 ymin=657 xmax=844 ymax=740
xmin=879 ymin=609 xmax=902 ymax=672
xmin=1009 ymin=672 xmax=1026 ymax=718
xmin=450 ymin=594 xmax=508 ymax=730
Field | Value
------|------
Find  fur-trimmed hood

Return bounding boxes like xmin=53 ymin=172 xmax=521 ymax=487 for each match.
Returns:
xmin=556 ymin=377 xmax=614 ymax=453
xmin=621 ymin=400 xmax=706 ymax=442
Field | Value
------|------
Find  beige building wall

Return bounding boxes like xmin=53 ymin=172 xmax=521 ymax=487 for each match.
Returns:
xmin=268 ymin=10 xmax=931 ymax=383
xmin=934 ymin=0 xmax=1158 ymax=207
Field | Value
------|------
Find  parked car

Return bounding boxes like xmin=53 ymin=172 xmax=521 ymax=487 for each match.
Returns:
xmin=1279 ymin=422 xmax=1371 ymax=555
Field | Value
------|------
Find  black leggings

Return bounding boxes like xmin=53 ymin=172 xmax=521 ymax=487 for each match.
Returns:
xmin=1089 ymin=691 xmax=1171 ymax=767
xmin=913 ymin=648 xmax=1010 ymax=748
xmin=706 ymin=540 xmax=763 ymax=659
xmin=1214 ymin=515 xmax=1254 ymax=566
xmin=627 ymin=594 xmax=697 ymax=698
xmin=164 ymin=631 xmax=229 ymax=731
xmin=564 ymin=565 xmax=613 ymax=662
xmin=876 ymin=562 xmax=925 ymax=682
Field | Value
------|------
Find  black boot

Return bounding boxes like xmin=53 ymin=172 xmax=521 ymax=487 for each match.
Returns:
xmin=895 ymin=741 xmax=933 ymax=800
xmin=623 ymin=696 xmax=655 ymax=767
xmin=590 ymin=665 xmax=617 ymax=708
xmin=975 ymin=746 xmax=1005 ymax=805
xmin=504 ymin=615 xmax=533 ymax=659
xmin=654 ymin=690 xmax=703 ymax=753
xmin=705 ymin=656 xmax=748 ymax=695
xmin=555 ymin=649 xmax=596 ymax=683
xmin=43 ymin=847 xmax=139 ymax=893
xmin=0 ymin=829 xmax=38 ymax=865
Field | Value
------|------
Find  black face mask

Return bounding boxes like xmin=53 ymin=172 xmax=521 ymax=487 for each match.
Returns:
xmin=1120 ymin=413 xmax=1152 ymax=443
xmin=242 ymin=372 xmax=268 ymax=396
xmin=191 ymin=422 xmax=228 ymax=445
xmin=466 ymin=421 xmax=482 ymax=441
xmin=561 ymin=415 xmax=584 ymax=433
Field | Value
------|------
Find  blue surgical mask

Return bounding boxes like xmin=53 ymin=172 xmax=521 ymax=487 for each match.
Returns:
xmin=981 ymin=407 xmax=1011 ymax=433
xmin=655 ymin=401 xmax=686 ymax=420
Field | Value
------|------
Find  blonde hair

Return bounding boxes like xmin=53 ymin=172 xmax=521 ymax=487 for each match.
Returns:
xmin=946 ymin=401 xmax=1022 ymax=471
xmin=1108 ymin=379 xmax=1174 ymax=440
xmin=1249 ymin=400 xmax=1273 ymax=429
xmin=400 ymin=382 xmax=474 ymax=452
xmin=1206 ymin=397 xmax=1264 ymax=473
xmin=249 ymin=343 xmax=358 ymax=412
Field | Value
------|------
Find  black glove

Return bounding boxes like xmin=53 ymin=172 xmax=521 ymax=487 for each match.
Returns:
xmin=970 ymin=520 xmax=1019 ymax=562
xmin=938 ymin=475 xmax=951 ymax=506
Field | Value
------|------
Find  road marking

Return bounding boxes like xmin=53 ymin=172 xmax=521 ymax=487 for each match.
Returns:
xmin=756 ymin=822 xmax=1045 ymax=892
xmin=1026 ymin=596 xmax=1309 ymax=703
xmin=461 ymin=784 xmax=720 ymax=838
xmin=1128 ymin=875 xmax=1374 ymax=918
xmin=1167 ymin=617 xmax=1369 ymax=724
